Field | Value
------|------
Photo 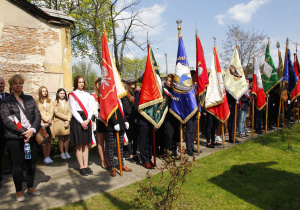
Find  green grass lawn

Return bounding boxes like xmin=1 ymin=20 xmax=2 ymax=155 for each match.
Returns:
xmin=53 ymin=125 xmax=300 ymax=209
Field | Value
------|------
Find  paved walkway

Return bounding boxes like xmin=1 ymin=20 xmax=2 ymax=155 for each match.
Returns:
xmin=0 ymin=128 xmax=282 ymax=209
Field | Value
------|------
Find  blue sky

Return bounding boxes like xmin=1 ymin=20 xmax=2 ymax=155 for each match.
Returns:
xmin=73 ymin=0 xmax=300 ymax=76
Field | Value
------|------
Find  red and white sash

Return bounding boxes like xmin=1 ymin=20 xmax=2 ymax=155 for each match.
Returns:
xmin=69 ymin=92 xmax=96 ymax=147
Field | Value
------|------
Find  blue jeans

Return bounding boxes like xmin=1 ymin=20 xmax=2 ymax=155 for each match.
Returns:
xmin=238 ymin=110 xmax=247 ymax=134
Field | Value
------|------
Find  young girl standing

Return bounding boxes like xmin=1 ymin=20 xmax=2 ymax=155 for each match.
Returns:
xmin=53 ymin=88 xmax=72 ymax=159
xmin=91 ymin=78 xmax=110 ymax=169
xmin=37 ymin=86 xmax=54 ymax=164
xmin=69 ymin=76 xmax=95 ymax=176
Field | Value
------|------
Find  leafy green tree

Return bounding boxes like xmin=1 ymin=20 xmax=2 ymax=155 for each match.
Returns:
xmin=122 ymin=56 xmax=147 ymax=81
xmin=72 ymin=61 xmax=97 ymax=90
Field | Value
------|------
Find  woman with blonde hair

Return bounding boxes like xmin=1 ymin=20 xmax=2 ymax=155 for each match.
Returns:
xmin=91 ymin=78 xmax=110 ymax=169
xmin=53 ymin=88 xmax=72 ymax=159
xmin=36 ymin=86 xmax=54 ymax=164
xmin=1 ymin=74 xmax=41 ymax=201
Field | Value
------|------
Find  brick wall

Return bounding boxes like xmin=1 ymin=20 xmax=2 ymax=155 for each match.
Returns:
xmin=0 ymin=24 xmax=59 ymax=98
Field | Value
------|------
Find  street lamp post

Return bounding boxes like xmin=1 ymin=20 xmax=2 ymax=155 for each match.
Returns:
xmin=156 ymin=48 xmax=168 ymax=75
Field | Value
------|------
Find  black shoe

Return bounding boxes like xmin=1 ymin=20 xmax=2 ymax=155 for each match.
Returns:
xmin=79 ymin=168 xmax=88 ymax=176
xmin=212 ymin=142 xmax=221 ymax=146
xmin=85 ymin=167 xmax=93 ymax=175
xmin=187 ymin=149 xmax=194 ymax=156
xmin=206 ymin=143 xmax=215 ymax=148
xmin=3 ymin=168 xmax=12 ymax=175
xmin=192 ymin=147 xmax=198 ymax=153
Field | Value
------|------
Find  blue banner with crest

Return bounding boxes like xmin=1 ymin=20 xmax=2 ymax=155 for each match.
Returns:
xmin=170 ymin=36 xmax=198 ymax=123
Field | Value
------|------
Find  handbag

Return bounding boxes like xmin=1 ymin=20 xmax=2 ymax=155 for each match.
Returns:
xmin=14 ymin=100 xmax=47 ymax=145
xmin=35 ymin=127 xmax=49 ymax=145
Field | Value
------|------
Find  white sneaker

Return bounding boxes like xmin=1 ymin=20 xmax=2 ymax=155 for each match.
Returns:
xmin=47 ymin=157 xmax=53 ymax=163
xmin=60 ymin=153 xmax=67 ymax=159
xmin=44 ymin=158 xmax=51 ymax=164
xmin=216 ymin=136 xmax=222 ymax=142
xmin=65 ymin=152 xmax=71 ymax=159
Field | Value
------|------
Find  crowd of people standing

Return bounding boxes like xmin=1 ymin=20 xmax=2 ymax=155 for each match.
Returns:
xmin=0 ymin=71 xmax=296 ymax=202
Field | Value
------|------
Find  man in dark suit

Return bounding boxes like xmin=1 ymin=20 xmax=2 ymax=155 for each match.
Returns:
xmin=0 ymin=77 xmax=12 ymax=188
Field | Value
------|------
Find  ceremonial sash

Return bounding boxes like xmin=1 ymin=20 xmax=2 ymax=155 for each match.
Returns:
xmin=164 ymin=88 xmax=173 ymax=98
xmin=69 ymin=92 xmax=96 ymax=147
xmin=91 ymin=93 xmax=100 ymax=104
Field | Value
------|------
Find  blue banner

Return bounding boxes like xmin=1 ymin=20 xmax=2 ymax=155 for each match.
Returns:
xmin=284 ymin=49 xmax=298 ymax=92
xmin=170 ymin=35 xmax=198 ymax=123
xmin=170 ymin=88 xmax=198 ymax=123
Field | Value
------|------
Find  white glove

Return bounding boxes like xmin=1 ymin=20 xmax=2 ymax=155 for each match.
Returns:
xmin=114 ymin=124 xmax=120 ymax=131
xmin=125 ymin=122 xmax=129 ymax=129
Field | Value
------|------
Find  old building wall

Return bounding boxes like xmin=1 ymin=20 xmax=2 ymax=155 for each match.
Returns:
xmin=0 ymin=0 xmax=73 ymax=99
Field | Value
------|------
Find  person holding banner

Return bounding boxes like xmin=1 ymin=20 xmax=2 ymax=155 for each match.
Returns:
xmin=106 ymin=100 xmax=132 ymax=177
xmin=161 ymin=74 xmax=180 ymax=158
xmin=1 ymin=74 xmax=41 ymax=202
xmin=121 ymin=78 xmax=139 ymax=163
xmin=69 ymin=76 xmax=95 ymax=176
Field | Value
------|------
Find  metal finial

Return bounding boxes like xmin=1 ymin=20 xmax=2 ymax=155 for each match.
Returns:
xmin=176 ymin=19 xmax=182 ymax=31
xmin=276 ymin=41 xmax=280 ymax=49
xmin=268 ymin=37 xmax=270 ymax=45
xmin=286 ymin=38 xmax=289 ymax=48
xmin=195 ymin=21 xmax=198 ymax=35
xmin=213 ymin=37 xmax=216 ymax=46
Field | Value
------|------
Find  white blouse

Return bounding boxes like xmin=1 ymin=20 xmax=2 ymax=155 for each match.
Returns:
xmin=69 ymin=89 xmax=93 ymax=124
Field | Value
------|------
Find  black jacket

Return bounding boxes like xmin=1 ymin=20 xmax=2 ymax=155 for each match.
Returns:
xmin=1 ymin=92 xmax=41 ymax=140
xmin=0 ymin=92 xmax=10 ymax=127
xmin=239 ymin=94 xmax=250 ymax=110
xmin=134 ymin=90 xmax=152 ymax=126
xmin=106 ymin=107 xmax=127 ymax=132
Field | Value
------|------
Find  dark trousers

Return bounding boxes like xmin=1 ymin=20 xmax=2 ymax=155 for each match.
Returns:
xmin=201 ymin=113 xmax=207 ymax=136
xmin=163 ymin=118 xmax=179 ymax=152
xmin=7 ymin=139 xmax=37 ymax=192
xmin=206 ymin=113 xmax=218 ymax=143
xmin=0 ymin=127 xmax=13 ymax=181
xmin=107 ymin=131 xmax=124 ymax=169
xmin=228 ymin=108 xmax=235 ymax=141
xmin=255 ymin=107 xmax=263 ymax=131
xmin=125 ymin=120 xmax=138 ymax=156
xmin=139 ymin=125 xmax=153 ymax=163
xmin=185 ymin=113 xmax=197 ymax=150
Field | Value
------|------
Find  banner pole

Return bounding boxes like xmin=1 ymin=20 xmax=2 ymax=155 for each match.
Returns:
xmin=153 ymin=128 xmax=156 ymax=168
xmin=265 ymin=96 xmax=269 ymax=133
xmin=222 ymin=123 xmax=225 ymax=148
xmin=197 ymin=110 xmax=200 ymax=154
xmin=252 ymin=51 xmax=255 ymax=138
xmin=234 ymin=102 xmax=237 ymax=143
xmin=115 ymin=113 xmax=123 ymax=176
xmin=180 ymin=122 xmax=183 ymax=161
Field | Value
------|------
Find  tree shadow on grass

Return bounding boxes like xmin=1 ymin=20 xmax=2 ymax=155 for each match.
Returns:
xmin=209 ymin=162 xmax=300 ymax=209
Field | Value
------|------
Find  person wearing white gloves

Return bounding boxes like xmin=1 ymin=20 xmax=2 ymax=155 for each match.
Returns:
xmin=106 ymin=99 xmax=132 ymax=177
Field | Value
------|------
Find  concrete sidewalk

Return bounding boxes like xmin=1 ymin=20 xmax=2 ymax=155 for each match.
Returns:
xmin=0 ymin=128 xmax=280 ymax=209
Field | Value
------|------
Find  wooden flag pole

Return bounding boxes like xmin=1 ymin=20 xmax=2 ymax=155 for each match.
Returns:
xmin=222 ymin=123 xmax=225 ymax=148
xmin=252 ymin=51 xmax=255 ymax=138
xmin=197 ymin=110 xmax=200 ymax=154
xmin=252 ymin=98 xmax=255 ymax=138
xmin=152 ymin=128 xmax=156 ymax=168
xmin=282 ymin=100 xmax=285 ymax=126
xmin=115 ymin=112 xmax=123 ymax=176
xmin=265 ymin=96 xmax=269 ymax=133
xmin=277 ymin=41 xmax=283 ymax=130
xmin=294 ymin=102 xmax=296 ymax=124
xmin=180 ymin=122 xmax=183 ymax=161
xmin=234 ymin=101 xmax=237 ymax=143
